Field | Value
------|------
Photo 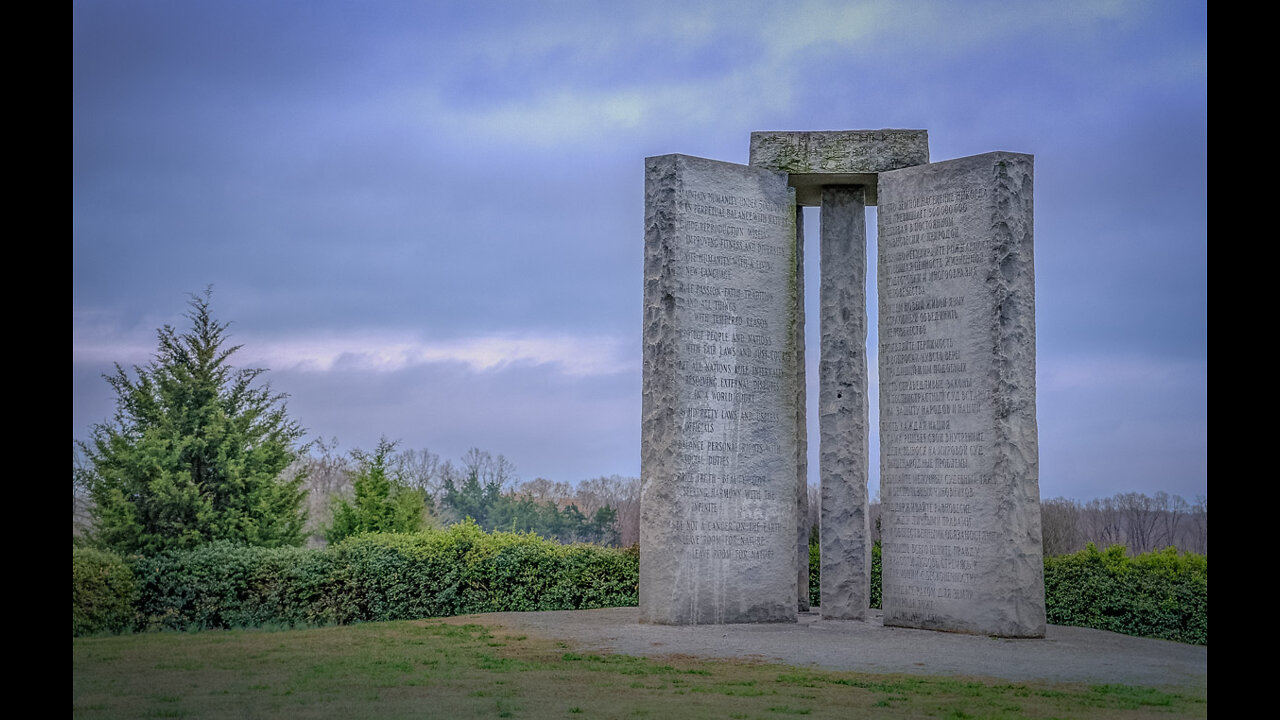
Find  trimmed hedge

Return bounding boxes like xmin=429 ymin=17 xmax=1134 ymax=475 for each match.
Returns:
xmin=1044 ymin=543 xmax=1206 ymax=645
xmin=103 ymin=521 xmax=638 ymax=634
xmin=72 ymin=547 xmax=138 ymax=636
xmin=75 ymin=529 xmax=1206 ymax=646
xmin=806 ymin=541 xmax=1203 ymax=645
xmin=808 ymin=543 xmax=819 ymax=608
xmin=130 ymin=542 xmax=335 ymax=631
xmin=871 ymin=541 xmax=882 ymax=609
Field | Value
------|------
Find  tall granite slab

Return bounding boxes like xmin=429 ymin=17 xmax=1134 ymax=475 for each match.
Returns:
xmin=818 ymin=186 xmax=870 ymax=620
xmin=876 ymin=151 xmax=1045 ymax=638
xmin=750 ymin=130 xmax=929 ymax=206
xmin=641 ymin=153 xmax=802 ymax=625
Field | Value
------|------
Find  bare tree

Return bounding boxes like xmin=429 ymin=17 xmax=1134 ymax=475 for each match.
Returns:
xmin=1083 ymin=496 xmax=1124 ymax=549
xmin=1188 ymin=494 xmax=1208 ymax=554
xmin=1150 ymin=491 xmax=1189 ymax=550
xmin=393 ymin=447 xmax=443 ymax=498
xmin=599 ymin=475 xmax=642 ymax=548
xmin=1115 ymin=492 xmax=1163 ymax=554
xmin=1067 ymin=491 xmax=1208 ymax=555
xmin=1040 ymin=497 xmax=1083 ymax=556
xmin=583 ymin=475 xmax=641 ymax=546
xmin=73 ymin=446 xmax=94 ymax=539
xmin=572 ymin=475 xmax=621 ymax=516
xmin=868 ymin=491 xmax=882 ymax=545
xmin=517 ymin=477 xmax=574 ymax=505
xmin=461 ymin=448 xmax=518 ymax=492
xmin=572 ymin=477 xmax=607 ymax=518
xmin=282 ymin=437 xmax=353 ymax=546
xmin=807 ymin=483 xmax=822 ymax=542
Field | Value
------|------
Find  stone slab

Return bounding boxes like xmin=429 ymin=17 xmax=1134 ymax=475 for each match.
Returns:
xmin=641 ymin=153 xmax=802 ymax=625
xmin=876 ymin=151 xmax=1044 ymax=638
xmin=749 ymin=130 xmax=930 ymax=206
xmin=819 ymin=186 xmax=871 ymax=620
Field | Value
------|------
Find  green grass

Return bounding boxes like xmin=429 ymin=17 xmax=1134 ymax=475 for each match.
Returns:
xmin=73 ymin=619 xmax=1206 ymax=719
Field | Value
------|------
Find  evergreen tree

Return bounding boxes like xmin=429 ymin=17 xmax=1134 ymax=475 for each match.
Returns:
xmin=588 ymin=506 xmax=620 ymax=546
xmin=559 ymin=504 xmax=587 ymax=543
xmin=326 ymin=438 xmax=428 ymax=543
xmin=77 ymin=289 xmax=308 ymax=554
xmin=440 ymin=468 xmax=502 ymax=527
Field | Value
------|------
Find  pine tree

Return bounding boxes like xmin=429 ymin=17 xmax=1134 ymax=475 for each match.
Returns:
xmin=440 ymin=468 xmax=502 ymax=527
xmin=78 ymin=289 xmax=308 ymax=554
xmin=325 ymin=438 xmax=427 ymax=543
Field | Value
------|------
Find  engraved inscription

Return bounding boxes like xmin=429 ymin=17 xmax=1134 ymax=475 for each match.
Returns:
xmin=666 ymin=186 xmax=794 ymax=560
xmin=879 ymin=187 xmax=992 ymax=616
xmin=641 ymin=155 xmax=800 ymax=624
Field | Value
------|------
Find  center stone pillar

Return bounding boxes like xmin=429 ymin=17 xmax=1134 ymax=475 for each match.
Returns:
xmin=750 ymin=129 xmax=930 ymax=620
xmin=819 ymin=186 xmax=870 ymax=620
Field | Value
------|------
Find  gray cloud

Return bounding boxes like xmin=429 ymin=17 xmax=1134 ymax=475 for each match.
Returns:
xmin=74 ymin=0 xmax=1206 ymax=502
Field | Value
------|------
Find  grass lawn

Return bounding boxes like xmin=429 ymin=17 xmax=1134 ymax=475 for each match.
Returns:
xmin=73 ymin=618 xmax=1206 ymax=719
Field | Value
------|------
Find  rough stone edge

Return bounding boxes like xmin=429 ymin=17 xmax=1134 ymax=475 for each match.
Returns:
xmin=985 ymin=152 xmax=1045 ymax=638
xmin=639 ymin=153 xmax=682 ymax=625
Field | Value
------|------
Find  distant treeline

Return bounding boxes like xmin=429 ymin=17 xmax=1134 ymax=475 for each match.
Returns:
xmin=78 ymin=438 xmax=1204 ymax=558
xmin=75 ymin=437 xmax=642 ymax=550
xmin=254 ymin=441 xmax=638 ymax=548
xmin=1037 ymin=492 xmax=1206 ymax=556
xmin=805 ymin=489 xmax=1207 ymax=558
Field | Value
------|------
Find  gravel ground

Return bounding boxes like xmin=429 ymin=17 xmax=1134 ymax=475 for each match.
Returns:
xmin=468 ymin=607 xmax=1206 ymax=694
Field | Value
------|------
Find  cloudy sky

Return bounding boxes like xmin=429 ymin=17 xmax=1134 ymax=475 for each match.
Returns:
xmin=73 ymin=0 xmax=1207 ymax=503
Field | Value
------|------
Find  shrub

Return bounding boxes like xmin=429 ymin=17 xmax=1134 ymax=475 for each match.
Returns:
xmin=870 ymin=540 xmax=881 ymax=609
xmin=1044 ymin=543 xmax=1206 ymax=645
xmin=120 ymin=522 xmax=639 ymax=632
xmin=327 ymin=527 xmax=474 ymax=622
xmin=807 ymin=540 xmax=1202 ymax=645
xmin=80 ymin=527 xmax=1205 ymax=647
xmin=326 ymin=438 xmax=428 ymax=544
xmin=72 ymin=548 xmax=137 ymax=636
xmin=131 ymin=541 xmax=345 ymax=631
xmin=808 ymin=542 xmax=819 ymax=608
xmin=547 ymin=542 xmax=639 ymax=610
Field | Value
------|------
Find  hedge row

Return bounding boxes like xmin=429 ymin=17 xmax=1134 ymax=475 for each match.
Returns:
xmin=808 ymin=542 xmax=1206 ymax=645
xmin=1044 ymin=543 xmax=1206 ymax=645
xmin=75 ymin=521 xmax=637 ymax=635
xmin=75 ymin=530 xmax=1205 ymax=646
xmin=807 ymin=541 xmax=1204 ymax=644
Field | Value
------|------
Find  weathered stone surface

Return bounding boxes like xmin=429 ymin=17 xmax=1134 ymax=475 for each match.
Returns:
xmin=749 ymin=130 xmax=929 ymax=206
xmin=876 ymin=151 xmax=1044 ymax=638
xmin=641 ymin=153 xmax=802 ymax=625
xmin=819 ymin=186 xmax=871 ymax=620
xmin=793 ymin=206 xmax=810 ymax=612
